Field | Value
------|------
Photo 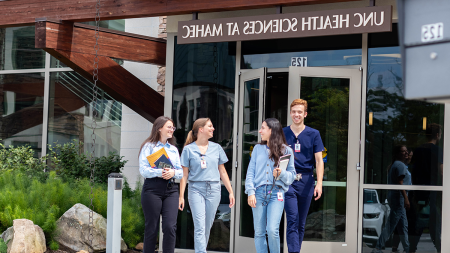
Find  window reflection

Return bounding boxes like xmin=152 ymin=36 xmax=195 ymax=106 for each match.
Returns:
xmin=0 ymin=73 xmax=45 ymax=156
xmin=364 ymin=43 xmax=444 ymax=186
xmin=362 ymin=189 xmax=442 ymax=253
xmin=172 ymin=38 xmax=236 ymax=251
xmin=0 ymin=26 xmax=46 ymax=70
xmin=47 ymin=72 xmax=121 ymax=156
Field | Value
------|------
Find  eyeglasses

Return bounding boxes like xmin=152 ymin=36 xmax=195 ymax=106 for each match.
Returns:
xmin=167 ymin=126 xmax=176 ymax=131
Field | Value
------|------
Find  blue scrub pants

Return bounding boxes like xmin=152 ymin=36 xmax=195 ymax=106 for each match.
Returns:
xmin=188 ymin=181 xmax=221 ymax=253
xmin=285 ymin=173 xmax=315 ymax=253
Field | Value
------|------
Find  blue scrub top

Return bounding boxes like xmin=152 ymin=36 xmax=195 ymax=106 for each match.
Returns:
xmin=180 ymin=141 xmax=228 ymax=182
xmin=283 ymin=125 xmax=324 ymax=173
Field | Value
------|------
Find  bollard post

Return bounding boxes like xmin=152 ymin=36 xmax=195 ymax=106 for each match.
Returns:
xmin=106 ymin=173 xmax=123 ymax=253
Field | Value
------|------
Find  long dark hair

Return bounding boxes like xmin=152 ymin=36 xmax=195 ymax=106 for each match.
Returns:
xmin=184 ymin=118 xmax=210 ymax=147
xmin=387 ymin=145 xmax=406 ymax=172
xmin=260 ymin=118 xmax=287 ymax=164
xmin=139 ymin=116 xmax=176 ymax=155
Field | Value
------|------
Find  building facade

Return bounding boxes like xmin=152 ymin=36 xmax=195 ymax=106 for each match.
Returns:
xmin=1 ymin=0 xmax=449 ymax=253
xmin=163 ymin=1 xmax=450 ymax=253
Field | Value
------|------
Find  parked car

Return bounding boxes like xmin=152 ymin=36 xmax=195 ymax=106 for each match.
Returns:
xmin=363 ymin=189 xmax=391 ymax=247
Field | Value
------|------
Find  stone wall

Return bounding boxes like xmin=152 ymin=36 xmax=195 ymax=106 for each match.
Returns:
xmin=157 ymin=16 xmax=167 ymax=96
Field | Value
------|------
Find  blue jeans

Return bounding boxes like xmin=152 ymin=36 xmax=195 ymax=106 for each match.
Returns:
xmin=188 ymin=181 xmax=221 ymax=253
xmin=375 ymin=201 xmax=409 ymax=252
xmin=252 ymin=185 xmax=285 ymax=253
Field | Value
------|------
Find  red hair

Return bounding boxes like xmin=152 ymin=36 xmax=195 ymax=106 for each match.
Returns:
xmin=290 ymin=99 xmax=308 ymax=112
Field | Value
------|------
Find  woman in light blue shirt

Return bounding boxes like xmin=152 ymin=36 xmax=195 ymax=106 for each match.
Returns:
xmin=245 ymin=118 xmax=296 ymax=253
xmin=138 ymin=116 xmax=182 ymax=253
xmin=179 ymin=118 xmax=235 ymax=253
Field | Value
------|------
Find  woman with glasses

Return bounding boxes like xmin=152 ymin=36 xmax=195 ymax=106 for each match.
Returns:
xmin=179 ymin=118 xmax=235 ymax=253
xmin=245 ymin=118 xmax=296 ymax=253
xmin=139 ymin=116 xmax=182 ymax=253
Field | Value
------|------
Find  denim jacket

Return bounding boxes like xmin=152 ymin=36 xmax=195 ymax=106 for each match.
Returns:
xmin=245 ymin=144 xmax=296 ymax=196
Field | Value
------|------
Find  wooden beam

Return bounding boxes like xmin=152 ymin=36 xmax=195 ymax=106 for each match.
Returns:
xmin=44 ymin=48 xmax=164 ymax=123
xmin=1 ymin=0 xmax=359 ymax=27
xmin=36 ymin=20 xmax=166 ymax=66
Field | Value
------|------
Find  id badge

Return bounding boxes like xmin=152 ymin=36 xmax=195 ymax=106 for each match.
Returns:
xmin=201 ymin=160 xmax=207 ymax=169
xmin=295 ymin=144 xmax=301 ymax=153
xmin=277 ymin=192 xmax=283 ymax=201
xmin=277 ymin=191 xmax=284 ymax=201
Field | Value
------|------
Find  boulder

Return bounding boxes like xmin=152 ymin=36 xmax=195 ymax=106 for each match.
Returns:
xmin=1 ymin=227 xmax=13 ymax=243
xmin=3 ymin=219 xmax=46 ymax=253
xmin=55 ymin=203 xmax=127 ymax=252
xmin=135 ymin=243 xmax=144 ymax=251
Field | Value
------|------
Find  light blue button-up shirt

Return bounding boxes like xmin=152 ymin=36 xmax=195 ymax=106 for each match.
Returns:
xmin=245 ymin=144 xmax=296 ymax=196
xmin=180 ymin=141 xmax=228 ymax=182
xmin=139 ymin=141 xmax=183 ymax=179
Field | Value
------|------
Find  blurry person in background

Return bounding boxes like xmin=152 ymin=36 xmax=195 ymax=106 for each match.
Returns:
xmin=372 ymin=145 xmax=410 ymax=253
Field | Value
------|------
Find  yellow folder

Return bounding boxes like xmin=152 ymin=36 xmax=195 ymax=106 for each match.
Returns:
xmin=146 ymin=148 xmax=169 ymax=167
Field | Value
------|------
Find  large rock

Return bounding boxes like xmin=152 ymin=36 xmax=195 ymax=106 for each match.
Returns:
xmin=2 ymin=219 xmax=46 ymax=253
xmin=55 ymin=203 xmax=127 ymax=252
xmin=1 ymin=227 xmax=13 ymax=242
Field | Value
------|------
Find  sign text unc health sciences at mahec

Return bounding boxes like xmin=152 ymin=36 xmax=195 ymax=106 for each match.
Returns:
xmin=177 ymin=5 xmax=392 ymax=44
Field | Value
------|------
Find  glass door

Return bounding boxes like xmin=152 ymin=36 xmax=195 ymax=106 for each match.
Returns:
xmin=234 ymin=68 xmax=266 ymax=253
xmin=284 ymin=66 xmax=362 ymax=253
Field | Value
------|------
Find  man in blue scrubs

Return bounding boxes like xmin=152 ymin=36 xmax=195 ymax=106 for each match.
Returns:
xmin=283 ymin=99 xmax=324 ymax=253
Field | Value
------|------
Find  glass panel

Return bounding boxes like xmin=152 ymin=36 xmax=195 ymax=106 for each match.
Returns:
xmin=301 ymin=76 xmax=350 ymax=242
xmin=0 ymin=26 xmax=46 ymax=70
xmin=172 ymin=37 xmax=236 ymax=179
xmin=0 ymin=73 xmax=45 ymax=156
xmin=242 ymin=34 xmax=362 ymax=69
xmin=305 ymin=186 xmax=346 ymax=241
xmin=239 ymin=78 xmax=260 ymax=238
xmin=243 ymin=49 xmax=362 ymax=69
xmin=50 ymin=57 xmax=68 ymax=68
xmin=172 ymin=37 xmax=236 ymax=251
xmin=265 ymin=72 xmax=289 ymax=127
xmin=364 ymin=46 xmax=445 ymax=186
xmin=176 ymin=185 xmax=231 ymax=251
xmin=47 ymin=72 xmax=121 ymax=156
xmin=362 ymin=189 xmax=442 ymax=253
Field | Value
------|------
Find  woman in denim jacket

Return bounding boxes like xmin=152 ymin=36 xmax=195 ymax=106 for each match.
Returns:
xmin=245 ymin=118 xmax=296 ymax=253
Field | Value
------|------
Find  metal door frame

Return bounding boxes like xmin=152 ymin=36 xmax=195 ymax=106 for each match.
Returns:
xmin=282 ymin=66 xmax=363 ymax=253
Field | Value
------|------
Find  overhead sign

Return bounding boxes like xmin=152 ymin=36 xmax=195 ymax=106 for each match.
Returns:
xmin=178 ymin=6 xmax=392 ymax=44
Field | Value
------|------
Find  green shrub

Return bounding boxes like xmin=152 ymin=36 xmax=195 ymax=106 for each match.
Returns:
xmin=0 ymin=238 xmax=7 ymax=253
xmin=48 ymin=140 xmax=127 ymax=184
xmin=0 ymin=143 xmax=49 ymax=182
xmin=0 ymin=171 xmax=144 ymax=248
xmin=121 ymin=178 xmax=145 ymax=248
xmin=48 ymin=141 xmax=88 ymax=181
xmin=49 ymin=240 xmax=59 ymax=251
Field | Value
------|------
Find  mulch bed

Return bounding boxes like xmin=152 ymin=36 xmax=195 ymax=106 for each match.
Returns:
xmin=45 ymin=244 xmax=77 ymax=253
xmin=44 ymin=243 xmax=144 ymax=253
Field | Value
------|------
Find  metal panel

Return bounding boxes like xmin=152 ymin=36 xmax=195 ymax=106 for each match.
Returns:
xmin=234 ymin=67 xmax=266 ymax=253
xmin=397 ymin=0 xmax=450 ymax=101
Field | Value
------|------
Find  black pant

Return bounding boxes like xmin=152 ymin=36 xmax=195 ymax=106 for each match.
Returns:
xmin=141 ymin=177 xmax=179 ymax=253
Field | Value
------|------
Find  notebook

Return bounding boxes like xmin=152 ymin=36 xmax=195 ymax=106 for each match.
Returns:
xmin=146 ymin=147 xmax=170 ymax=167
xmin=154 ymin=154 xmax=174 ymax=169
xmin=276 ymin=154 xmax=291 ymax=180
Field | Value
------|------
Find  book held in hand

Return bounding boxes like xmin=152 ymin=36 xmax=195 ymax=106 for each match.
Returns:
xmin=146 ymin=147 xmax=173 ymax=168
